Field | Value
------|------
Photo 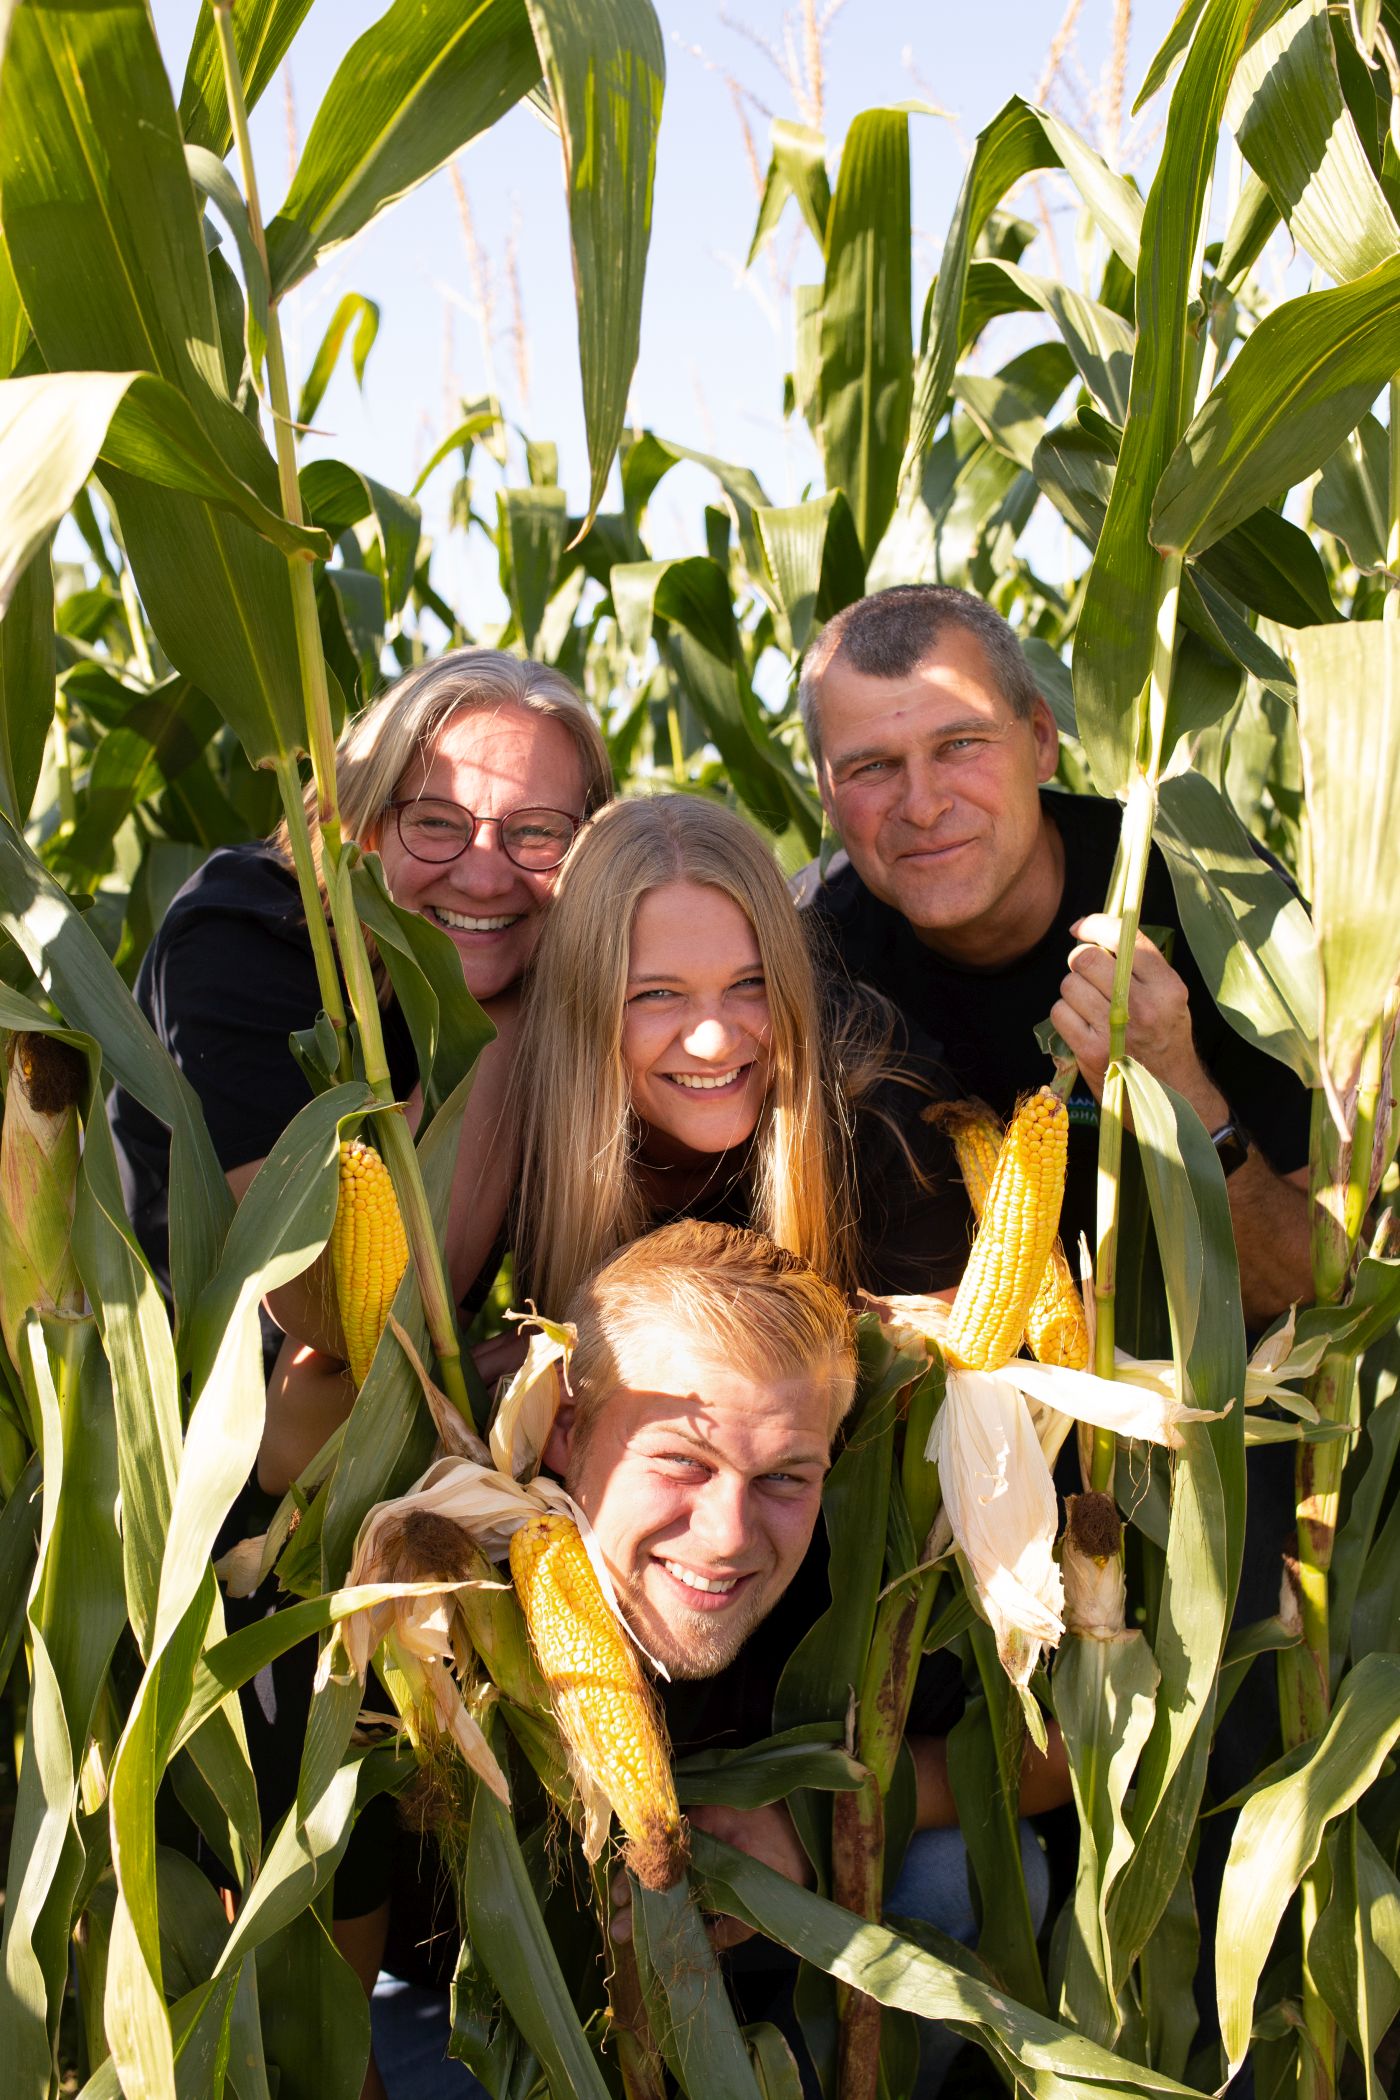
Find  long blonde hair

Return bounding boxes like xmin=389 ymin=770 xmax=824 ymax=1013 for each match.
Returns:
xmin=511 ymin=795 xmax=856 ymax=1312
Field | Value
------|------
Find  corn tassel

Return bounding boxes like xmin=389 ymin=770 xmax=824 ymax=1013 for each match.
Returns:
xmin=331 ymin=1137 xmax=409 ymax=1387
xmin=509 ymin=1512 xmax=686 ymax=1890
xmin=942 ymin=1087 xmax=1069 ymax=1372
xmin=936 ymin=1096 xmax=1088 ymax=1371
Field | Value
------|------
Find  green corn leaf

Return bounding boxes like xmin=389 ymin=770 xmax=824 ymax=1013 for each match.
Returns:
xmin=901 ymin=97 xmax=1141 ymax=483
xmin=1152 ymin=770 xmax=1320 ymax=1085
xmin=185 ymin=145 xmax=271 ymax=395
xmin=300 ymin=457 xmax=420 ymax=627
xmin=1227 ymin=0 xmax=1400 ymax=287
xmin=817 ymin=107 xmax=913 ymax=559
xmin=0 ymin=1315 xmax=124 ymax=2092
xmin=1072 ymin=0 xmax=1261 ymax=793
xmin=1309 ymin=1810 xmax=1400 ymax=2098
xmin=0 ymin=534 xmax=52 ymax=829
xmin=1293 ymin=620 xmax=1400 ymax=1120
xmin=465 ymin=1779 xmax=613 ymax=2100
xmin=0 ymin=232 xmax=31 ymax=380
xmin=1152 ymin=255 xmax=1400 ymax=559
xmin=753 ymin=491 xmax=865 ymax=657
xmin=675 ymin=1728 xmax=865 ymax=1809
xmin=632 ymin=1875 xmax=765 ymax=2099
xmin=690 ymin=1833 xmax=1203 ymax=2100
xmin=749 ymin=119 xmax=831 ymax=263
xmin=497 ymin=485 xmax=569 ymax=653
xmin=1215 ymin=1651 xmax=1400 ymax=2076
xmin=1107 ymin=1059 xmax=1246 ymax=1974
xmin=1215 ymin=164 xmax=1281 ymax=285
xmin=179 ymin=0 xmax=317 ymax=158
xmin=522 ymin=0 xmax=664 ymax=534
xmin=1134 ymin=0 xmax=1210 ymax=111
xmin=0 ymin=371 xmax=326 ymax=618
xmin=611 ymin=556 xmax=820 ymax=846
xmin=0 ymin=0 xmax=311 ymax=764
xmin=947 ymin=1656 xmax=1046 ymax=2012
xmin=1053 ymin=1627 xmax=1161 ymax=2047
xmin=265 ymin=0 xmax=540 ymax=294
xmin=297 ymin=292 xmax=381 ymax=430
xmin=1312 ymin=410 xmax=1391 ymax=572
xmin=254 ymin=1906 xmax=370 ymax=2100
xmin=410 ymin=399 xmax=507 ymax=496
xmin=964 ymin=258 xmax=1134 ymax=422
xmin=347 ymin=849 xmax=496 ymax=1122
xmin=0 ymin=843 xmax=231 ymax=1328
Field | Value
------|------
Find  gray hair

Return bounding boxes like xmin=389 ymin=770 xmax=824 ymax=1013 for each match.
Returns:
xmin=336 ymin=648 xmax=612 ymax=842
xmin=797 ymin=586 xmax=1042 ymax=773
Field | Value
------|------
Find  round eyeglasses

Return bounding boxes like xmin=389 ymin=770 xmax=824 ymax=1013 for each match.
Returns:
xmin=389 ymin=798 xmax=580 ymax=872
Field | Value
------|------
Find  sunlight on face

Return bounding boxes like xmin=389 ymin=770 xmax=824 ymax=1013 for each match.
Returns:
xmin=559 ymin=1333 xmax=833 ymax=1678
xmin=621 ymin=882 xmax=774 ymax=1167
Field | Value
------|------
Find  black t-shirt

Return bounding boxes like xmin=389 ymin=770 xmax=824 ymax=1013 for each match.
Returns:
xmin=638 ymin=1007 xmax=975 ymax=1301
xmin=797 ymin=790 xmax=1311 ymax=1259
xmin=109 ymin=839 xmax=418 ymax=1297
xmin=661 ymin=1525 xmax=962 ymax=1758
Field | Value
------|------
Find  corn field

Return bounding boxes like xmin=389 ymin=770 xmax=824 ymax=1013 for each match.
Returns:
xmin=2 ymin=0 xmax=1400 ymax=2095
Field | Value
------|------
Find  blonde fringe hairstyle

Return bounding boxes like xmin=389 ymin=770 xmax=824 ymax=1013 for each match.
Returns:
xmin=564 ymin=1219 xmax=859 ymax=1441
xmin=274 ymin=650 xmax=612 ymax=943
xmin=511 ymin=794 xmax=857 ymax=1312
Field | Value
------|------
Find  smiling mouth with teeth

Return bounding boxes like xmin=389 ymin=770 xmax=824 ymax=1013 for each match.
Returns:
xmin=661 ymin=1559 xmax=743 ymax=1595
xmin=663 ymin=1066 xmax=752 ymax=1092
xmin=430 ymin=905 xmax=523 ymax=932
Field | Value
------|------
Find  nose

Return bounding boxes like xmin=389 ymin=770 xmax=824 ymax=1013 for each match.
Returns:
xmin=897 ymin=757 xmax=952 ymax=830
xmin=680 ymin=1015 xmax=735 ymax=1062
xmin=689 ymin=1475 xmax=751 ymax=1563
xmin=446 ymin=822 xmax=517 ymax=895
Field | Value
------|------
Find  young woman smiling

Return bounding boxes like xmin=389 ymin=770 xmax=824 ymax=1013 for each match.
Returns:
xmin=510 ymin=793 xmax=973 ymax=1317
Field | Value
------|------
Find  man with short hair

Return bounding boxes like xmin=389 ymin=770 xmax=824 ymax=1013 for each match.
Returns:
xmin=795 ymin=584 xmax=1312 ymax=1325
xmin=546 ymin=1221 xmax=1064 ymax=1983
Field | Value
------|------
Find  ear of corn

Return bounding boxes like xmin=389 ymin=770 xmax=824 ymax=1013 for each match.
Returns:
xmin=0 ymin=1032 xmax=85 ymax=1362
xmin=1025 ymin=1242 xmax=1090 ymax=1369
xmin=331 ymin=1137 xmax=409 ymax=1388
xmin=938 ymin=1095 xmax=1088 ymax=1372
xmin=943 ymin=1087 xmax=1069 ymax=1373
xmin=509 ymin=1511 xmax=686 ymax=1891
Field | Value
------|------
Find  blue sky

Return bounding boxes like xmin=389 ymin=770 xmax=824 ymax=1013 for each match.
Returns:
xmin=148 ymin=2 xmax=1178 ymax=627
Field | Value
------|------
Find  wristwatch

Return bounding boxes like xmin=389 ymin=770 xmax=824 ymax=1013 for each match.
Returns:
xmin=1209 ymin=1113 xmax=1251 ymax=1178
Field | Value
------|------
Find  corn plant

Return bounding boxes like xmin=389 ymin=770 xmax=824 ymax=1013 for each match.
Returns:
xmin=2 ymin=1 xmax=1400 ymax=2097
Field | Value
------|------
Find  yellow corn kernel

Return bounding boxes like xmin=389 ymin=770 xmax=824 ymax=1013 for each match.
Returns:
xmin=943 ymin=1087 xmax=1069 ymax=1373
xmin=937 ymin=1096 xmax=1087 ymax=1371
xmin=509 ymin=1512 xmax=686 ymax=1891
xmin=331 ymin=1138 xmax=409 ymax=1388
xmin=933 ymin=1098 xmax=1006 ymax=1220
xmin=1025 ymin=1244 xmax=1090 ymax=1370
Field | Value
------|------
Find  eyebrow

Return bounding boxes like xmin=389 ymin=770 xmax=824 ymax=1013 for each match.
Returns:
xmin=641 ymin=1424 xmax=829 ymax=1472
xmin=829 ymin=717 xmax=1005 ymax=771
xmin=626 ymin=964 xmax=764 ymax=986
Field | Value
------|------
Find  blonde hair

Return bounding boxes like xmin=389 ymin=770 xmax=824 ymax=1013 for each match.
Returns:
xmin=275 ymin=647 xmax=611 ymax=889
xmin=511 ymin=795 xmax=855 ymax=1311
xmin=564 ymin=1219 xmax=858 ymax=1437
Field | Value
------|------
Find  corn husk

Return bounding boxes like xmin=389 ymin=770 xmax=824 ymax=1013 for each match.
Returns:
xmin=0 ymin=1032 xmax=85 ymax=1361
xmin=490 ymin=1312 xmax=575 ymax=1480
xmin=1061 ymin=1493 xmax=1127 ymax=1638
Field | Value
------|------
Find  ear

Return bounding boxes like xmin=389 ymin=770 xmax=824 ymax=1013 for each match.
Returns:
xmin=542 ymin=1367 xmax=577 ymax=1478
xmin=1030 ymin=695 xmax=1060 ymax=784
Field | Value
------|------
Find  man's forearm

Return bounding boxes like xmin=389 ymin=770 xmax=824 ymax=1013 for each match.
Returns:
xmin=1226 ymin=1156 xmax=1312 ymax=1327
xmin=909 ymin=1723 xmax=1070 ymax=1830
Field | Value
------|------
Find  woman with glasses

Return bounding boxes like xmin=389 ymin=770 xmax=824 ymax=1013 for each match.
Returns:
xmin=108 ymin=649 xmax=610 ymax=2100
xmin=112 ymin=647 xmax=609 ymax=1349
